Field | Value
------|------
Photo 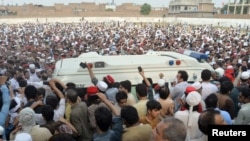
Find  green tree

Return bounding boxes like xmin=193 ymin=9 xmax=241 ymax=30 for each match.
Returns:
xmin=140 ymin=3 xmax=151 ymax=15
xmin=105 ymin=8 xmax=113 ymax=11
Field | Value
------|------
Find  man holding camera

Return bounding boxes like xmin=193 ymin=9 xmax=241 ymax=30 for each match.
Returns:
xmin=84 ymin=62 xmax=119 ymax=104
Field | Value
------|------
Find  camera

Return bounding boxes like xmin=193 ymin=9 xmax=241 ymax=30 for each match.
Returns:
xmin=138 ymin=66 xmax=142 ymax=72
xmin=80 ymin=62 xmax=87 ymax=68
xmin=80 ymin=62 xmax=93 ymax=69
xmin=43 ymin=81 xmax=49 ymax=85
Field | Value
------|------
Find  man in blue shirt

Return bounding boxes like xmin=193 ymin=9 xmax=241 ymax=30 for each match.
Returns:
xmin=93 ymin=93 xmax=122 ymax=141
xmin=204 ymin=93 xmax=232 ymax=125
xmin=0 ymin=76 xmax=11 ymax=140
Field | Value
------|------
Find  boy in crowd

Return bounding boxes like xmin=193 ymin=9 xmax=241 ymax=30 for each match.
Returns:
xmin=139 ymin=99 xmax=162 ymax=129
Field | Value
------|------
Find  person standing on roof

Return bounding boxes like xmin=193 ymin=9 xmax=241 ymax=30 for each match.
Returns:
xmin=85 ymin=62 xmax=119 ymax=104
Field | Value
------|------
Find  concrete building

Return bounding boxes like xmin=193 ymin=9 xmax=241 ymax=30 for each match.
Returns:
xmin=227 ymin=0 xmax=250 ymax=14
xmin=104 ymin=0 xmax=117 ymax=11
xmin=0 ymin=6 xmax=16 ymax=15
xmin=168 ymin=0 xmax=216 ymax=17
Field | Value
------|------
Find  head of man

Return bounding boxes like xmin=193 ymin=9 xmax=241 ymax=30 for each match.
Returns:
xmin=159 ymin=86 xmax=170 ymax=100
xmin=24 ymin=85 xmax=38 ymax=101
xmin=176 ymin=70 xmax=188 ymax=83
xmin=119 ymin=80 xmax=132 ymax=93
xmin=201 ymin=69 xmax=212 ymax=81
xmin=135 ymin=83 xmax=147 ymax=99
xmin=65 ymin=88 xmax=78 ymax=105
xmin=121 ymin=105 xmax=139 ymax=127
xmin=29 ymin=64 xmax=36 ymax=74
xmin=146 ymin=100 xmax=162 ymax=119
xmin=19 ymin=107 xmax=36 ymax=132
xmin=115 ymin=91 xmax=128 ymax=108
xmin=238 ymin=87 xmax=250 ymax=104
xmin=198 ymin=108 xmax=227 ymax=135
xmin=41 ymin=105 xmax=54 ymax=122
xmin=152 ymin=117 xmax=187 ymax=141
xmin=95 ymin=106 xmax=112 ymax=132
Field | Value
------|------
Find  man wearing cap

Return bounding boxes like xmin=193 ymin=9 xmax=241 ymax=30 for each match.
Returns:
xmin=103 ymin=74 xmax=119 ymax=103
xmin=191 ymin=82 xmax=207 ymax=111
xmin=153 ymin=79 xmax=165 ymax=101
xmin=214 ymin=61 xmax=225 ymax=79
xmin=86 ymin=62 xmax=118 ymax=104
xmin=86 ymin=86 xmax=110 ymax=133
xmin=236 ymin=71 xmax=250 ymax=92
xmin=9 ymin=107 xmax=52 ymax=141
xmin=28 ymin=64 xmax=40 ymax=83
xmin=174 ymin=91 xmax=203 ymax=141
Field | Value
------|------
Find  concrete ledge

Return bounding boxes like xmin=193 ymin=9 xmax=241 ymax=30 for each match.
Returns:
xmin=0 ymin=17 xmax=250 ymax=27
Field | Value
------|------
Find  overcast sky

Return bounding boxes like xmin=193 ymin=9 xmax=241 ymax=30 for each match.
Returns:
xmin=7 ymin=0 xmax=226 ymax=8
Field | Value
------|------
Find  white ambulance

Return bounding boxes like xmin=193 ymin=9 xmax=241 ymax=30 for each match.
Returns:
xmin=52 ymin=50 xmax=214 ymax=88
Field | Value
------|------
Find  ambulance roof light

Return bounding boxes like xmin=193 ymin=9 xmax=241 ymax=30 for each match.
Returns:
xmin=169 ymin=60 xmax=174 ymax=66
xmin=176 ymin=60 xmax=181 ymax=65
xmin=178 ymin=49 xmax=208 ymax=62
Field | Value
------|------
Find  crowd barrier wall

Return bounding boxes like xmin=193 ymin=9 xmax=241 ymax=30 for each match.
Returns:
xmin=0 ymin=17 xmax=250 ymax=27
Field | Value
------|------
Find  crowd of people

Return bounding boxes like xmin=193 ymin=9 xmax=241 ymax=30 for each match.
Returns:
xmin=0 ymin=20 xmax=250 ymax=141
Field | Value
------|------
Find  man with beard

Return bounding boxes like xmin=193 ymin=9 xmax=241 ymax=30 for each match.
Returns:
xmin=28 ymin=64 xmax=40 ymax=82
